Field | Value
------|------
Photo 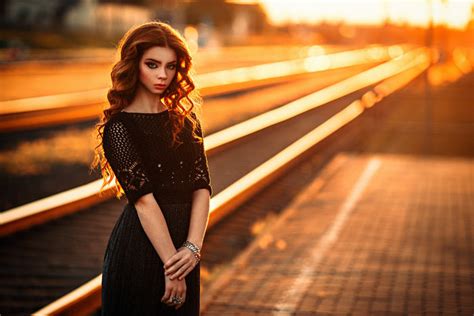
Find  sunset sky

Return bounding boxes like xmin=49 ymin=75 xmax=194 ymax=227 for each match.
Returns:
xmin=234 ymin=0 xmax=474 ymax=30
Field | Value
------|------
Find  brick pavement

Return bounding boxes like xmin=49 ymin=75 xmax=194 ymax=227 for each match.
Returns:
xmin=201 ymin=152 xmax=474 ymax=315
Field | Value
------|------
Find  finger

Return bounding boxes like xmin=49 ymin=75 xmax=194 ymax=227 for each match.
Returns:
xmin=167 ymin=260 xmax=187 ymax=278
xmin=175 ymin=290 xmax=186 ymax=309
xmin=179 ymin=264 xmax=196 ymax=280
xmin=161 ymin=287 xmax=171 ymax=303
xmin=174 ymin=297 xmax=184 ymax=309
xmin=171 ymin=261 xmax=191 ymax=280
xmin=173 ymin=290 xmax=184 ymax=308
xmin=175 ymin=301 xmax=184 ymax=310
xmin=165 ymin=250 xmax=186 ymax=270
xmin=176 ymin=263 xmax=193 ymax=281
xmin=171 ymin=262 xmax=189 ymax=278
xmin=180 ymin=287 xmax=186 ymax=304
xmin=165 ymin=260 xmax=181 ymax=275
xmin=179 ymin=256 xmax=198 ymax=278
xmin=167 ymin=288 xmax=177 ymax=305
xmin=164 ymin=254 xmax=185 ymax=274
xmin=164 ymin=253 xmax=180 ymax=269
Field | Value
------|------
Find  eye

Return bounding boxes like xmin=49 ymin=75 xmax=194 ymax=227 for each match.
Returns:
xmin=146 ymin=62 xmax=157 ymax=69
xmin=168 ymin=64 xmax=176 ymax=70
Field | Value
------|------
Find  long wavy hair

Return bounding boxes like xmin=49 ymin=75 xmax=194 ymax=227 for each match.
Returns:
xmin=90 ymin=21 xmax=204 ymax=200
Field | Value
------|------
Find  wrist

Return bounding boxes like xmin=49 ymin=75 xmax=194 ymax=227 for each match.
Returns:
xmin=183 ymin=240 xmax=201 ymax=252
xmin=181 ymin=240 xmax=201 ymax=263
xmin=185 ymin=238 xmax=202 ymax=250
xmin=164 ymin=248 xmax=179 ymax=263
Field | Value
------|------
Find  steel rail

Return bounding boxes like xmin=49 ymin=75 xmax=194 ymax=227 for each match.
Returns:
xmin=0 ymin=45 xmax=405 ymax=133
xmin=0 ymin=46 xmax=424 ymax=238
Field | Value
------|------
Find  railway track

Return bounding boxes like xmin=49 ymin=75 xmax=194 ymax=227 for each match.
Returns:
xmin=1 ymin=45 xmax=403 ymax=212
xmin=0 ymin=62 xmax=382 ymax=212
xmin=0 ymin=47 xmax=444 ymax=315
xmin=0 ymin=44 xmax=401 ymax=133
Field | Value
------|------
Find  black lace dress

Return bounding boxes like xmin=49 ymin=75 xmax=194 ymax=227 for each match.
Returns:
xmin=101 ymin=109 xmax=212 ymax=316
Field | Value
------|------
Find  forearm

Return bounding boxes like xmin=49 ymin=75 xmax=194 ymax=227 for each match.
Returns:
xmin=134 ymin=194 xmax=177 ymax=264
xmin=187 ymin=188 xmax=210 ymax=249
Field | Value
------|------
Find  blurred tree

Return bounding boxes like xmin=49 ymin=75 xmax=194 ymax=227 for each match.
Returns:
xmin=182 ymin=0 xmax=268 ymax=44
xmin=185 ymin=0 xmax=233 ymax=29
xmin=99 ymin=0 xmax=149 ymax=5
xmin=53 ymin=0 xmax=80 ymax=28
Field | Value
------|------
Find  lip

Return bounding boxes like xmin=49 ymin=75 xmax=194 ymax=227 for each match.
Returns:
xmin=154 ymin=84 xmax=167 ymax=88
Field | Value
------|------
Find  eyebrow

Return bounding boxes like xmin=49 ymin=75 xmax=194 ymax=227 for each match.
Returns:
xmin=145 ymin=58 xmax=177 ymax=64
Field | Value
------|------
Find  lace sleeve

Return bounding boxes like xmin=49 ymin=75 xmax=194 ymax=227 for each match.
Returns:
xmin=103 ymin=118 xmax=154 ymax=205
xmin=192 ymin=116 xmax=213 ymax=196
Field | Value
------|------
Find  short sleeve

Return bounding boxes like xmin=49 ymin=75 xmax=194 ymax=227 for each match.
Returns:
xmin=192 ymin=116 xmax=213 ymax=196
xmin=102 ymin=118 xmax=154 ymax=204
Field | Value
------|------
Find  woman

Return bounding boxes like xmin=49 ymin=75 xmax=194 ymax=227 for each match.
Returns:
xmin=90 ymin=21 xmax=212 ymax=315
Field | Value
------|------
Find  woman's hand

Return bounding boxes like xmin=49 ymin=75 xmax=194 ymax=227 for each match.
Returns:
xmin=163 ymin=247 xmax=198 ymax=281
xmin=162 ymin=273 xmax=186 ymax=310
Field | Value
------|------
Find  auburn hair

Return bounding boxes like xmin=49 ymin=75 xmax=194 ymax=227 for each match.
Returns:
xmin=90 ymin=21 xmax=203 ymax=200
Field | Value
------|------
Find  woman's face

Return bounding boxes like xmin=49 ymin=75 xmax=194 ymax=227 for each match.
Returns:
xmin=138 ymin=46 xmax=177 ymax=95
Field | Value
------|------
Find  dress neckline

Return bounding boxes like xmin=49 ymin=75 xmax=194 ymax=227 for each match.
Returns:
xmin=120 ymin=109 xmax=169 ymax=116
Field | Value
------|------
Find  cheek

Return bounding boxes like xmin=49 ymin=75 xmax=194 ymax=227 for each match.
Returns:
xmin=168 ymin=70 xmax=177 ymax=82
xmin=139 ymin=66 xmax=153 ymax=82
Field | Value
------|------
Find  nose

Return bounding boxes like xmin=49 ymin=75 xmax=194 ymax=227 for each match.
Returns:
xmin=157 ymin=65 xmax=167 ymax=80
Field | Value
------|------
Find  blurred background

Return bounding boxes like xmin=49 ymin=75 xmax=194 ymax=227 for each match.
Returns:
xmin=1 ymin=1 xmax=473 ymax=315
xmin=1 ymin=1 xmax=473 ymax=207
xmin=1 ymin=0 xmax=473 ymax=59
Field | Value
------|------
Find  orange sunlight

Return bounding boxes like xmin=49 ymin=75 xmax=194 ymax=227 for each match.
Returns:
xmin=255 ymin=0 xmax=473 ymax=30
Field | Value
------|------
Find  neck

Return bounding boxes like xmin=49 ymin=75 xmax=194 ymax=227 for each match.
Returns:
xmin=130 ymin=84 xmax=167 ymax=112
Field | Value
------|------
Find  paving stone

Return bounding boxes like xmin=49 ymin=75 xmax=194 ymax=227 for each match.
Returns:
xmin=202 ymin=152 xmax=474 ymax=315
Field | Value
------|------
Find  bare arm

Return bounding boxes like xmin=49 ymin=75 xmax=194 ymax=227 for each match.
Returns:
xmin=186 ymin=188 xmax=211 ymax=249
xmin=162 ymin=188 xmax=210 ymax=280
xmin=162 ymin=114 xmax=212 ymax=279
xmin=134 ymin=193 xmax=177 ymax=263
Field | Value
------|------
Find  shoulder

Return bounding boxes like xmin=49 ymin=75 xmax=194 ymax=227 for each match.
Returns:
xmin=187 ymin=110 xmax=202 ymax=122
xmin=188 ymin=110 xmax=204 ymax=128
xmin=103 ymin=113 xmax=132 ymax=141
xmin=104 ymin=112 xmax=130 ymax=130
xmin=189 ymin=113 xmax=207 ymax=143
xmin=182 ymin=111 xmax=200 ymax=130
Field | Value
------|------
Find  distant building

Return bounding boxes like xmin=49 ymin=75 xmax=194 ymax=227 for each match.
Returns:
xmin=2 ymin=0 xmax=80 ymax=29
xmin=184 ymin=0 xmax=268 ymax=44
xmin=66 ymin=1 xmax=153 ymax=36
xmin=2 ymin=0 xmax=268 ymax=44
xmin=2 ymin=0 xmax=162 ymax=36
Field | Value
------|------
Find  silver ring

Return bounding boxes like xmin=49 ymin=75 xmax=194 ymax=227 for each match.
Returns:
xmin=171 ymin=296 xmax=183 ymax=305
